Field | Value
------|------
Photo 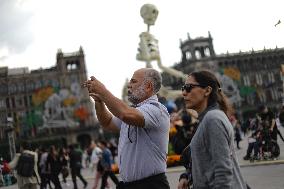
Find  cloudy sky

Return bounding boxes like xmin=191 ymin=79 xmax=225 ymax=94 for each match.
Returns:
xmin=1 ymin=0 xmax=284 ymax=98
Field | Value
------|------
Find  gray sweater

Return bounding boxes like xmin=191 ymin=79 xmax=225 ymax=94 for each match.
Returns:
xmin=190 ymin=106 xmax=247 ymax=189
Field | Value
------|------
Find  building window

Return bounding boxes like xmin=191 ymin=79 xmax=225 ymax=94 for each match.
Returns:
xmin=6 ymin=98 xmax=10 ymax=108
xmin=0 ymin=99 xmax=5 ymax=108
xmin=204 ymin=47 xmax=211 ymax=57
xmin=243 ymin=75 xmax=251 ymax=86
xmin=35 ymin=80 xmax=42 ymax=89
xmin=247 ymin=94 xmax=255 ymax=105
xmin=255 ymin=73 xmax=263 ymax=85
xmin=17 ymin=83 xmax=25 ymax=93
xmin=0 ymin=112 xmax=6 ymax=123
xmin=0 ymin=84 xmax=7 ymax=95
xmin=13 ymin=112 xmax=17 ymax=122
xmin=43 ymin=79 xmax=51 ymax=87
xmin=24 ymin=96 xmax=28 ymax=107
xmin=186 ymin=51 xmax=192 ymax=60
xmin=26 ymin=82 xmax=35 ymax=92
xmin=12 ymin=97 xmax=16 ymax=108
xmin=259 ymin=91 xmax=266 ymax=103
xmin=195 ymin=50 xmax=201 ymax=59
xmin=18 ymin=111 xmax=25 ymax=117
xmin=29 ymin=95 xmax=32 ymax=106
xmin=67 ymin=61 xmax=79 ymax=71
xmin=271 ymin=88 xmax=278 ymax=101
xmin=16 ymin=97 xmax=23 ymax=107
xmin=8 ymin=84 xmax=17 ymax=94
xmin=51 ymin=79 xmax=59 ymax=88
xmin=268 ymin=72 xmax=275 ymax=83
xmin=70 ymin=75 xmax=79 ymax=83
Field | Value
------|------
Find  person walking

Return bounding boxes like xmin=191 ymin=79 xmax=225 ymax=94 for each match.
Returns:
xmin=178 ymin=70 xmax=248 ymax=189
xmin=46 ymin=146 xmax=62 ymax=189
xmin=98 ymin=140 xmax=119 ymax=189
xmin=231 ymin=117 xmax=242 ymax=149
xmin=90 ymin=141 xmax=110 ymax=189
xmin=8 ymin=141 xmax=41 ymax=189
xmin=39 ymin=147 xmax=52 ymax=189
xmin=58 ymin=147 xmax=69 ymax=187
xmin=83 ymin=68 xmax=170 ymax=189
xmin=69 ymin=144 xmax=88 ymax=189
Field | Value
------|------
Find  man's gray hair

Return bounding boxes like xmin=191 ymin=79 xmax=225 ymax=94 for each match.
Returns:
xmin=144 ymin=68 xmax=162 ymax=94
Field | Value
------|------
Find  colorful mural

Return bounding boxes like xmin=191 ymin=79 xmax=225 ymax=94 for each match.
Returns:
xmin=22 ymin=82 xmax=89 ymax=131
xmin=195 ymin=63 xmax=243 ymax=107
xmin=42 ymin=83 xmax=89 ymax=128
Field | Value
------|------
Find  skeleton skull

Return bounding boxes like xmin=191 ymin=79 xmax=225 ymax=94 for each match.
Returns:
xmin=140 ymin=4 xmax=159 ymax=26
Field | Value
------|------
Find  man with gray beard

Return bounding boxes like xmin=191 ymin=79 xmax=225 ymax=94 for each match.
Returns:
xmin=83 ymin=68 xmax=170 ymax=189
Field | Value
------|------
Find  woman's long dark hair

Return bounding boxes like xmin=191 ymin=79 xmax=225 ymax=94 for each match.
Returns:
xmin=189 ymin=70 xmax=234 ymax=117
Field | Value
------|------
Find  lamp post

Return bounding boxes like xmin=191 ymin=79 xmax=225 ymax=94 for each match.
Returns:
xmin=5 ymin=117 xmax=16 ymax=160
xmin=281 ymin=64 xmax=284 ymax=105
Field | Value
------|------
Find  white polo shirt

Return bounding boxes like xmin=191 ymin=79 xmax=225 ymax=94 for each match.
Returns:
xmin=112 ymin=95 xmax=170 ymax=182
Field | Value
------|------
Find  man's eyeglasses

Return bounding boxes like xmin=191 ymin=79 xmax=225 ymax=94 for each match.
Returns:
xmin=181 ymin=84 xmax=206 ymax=93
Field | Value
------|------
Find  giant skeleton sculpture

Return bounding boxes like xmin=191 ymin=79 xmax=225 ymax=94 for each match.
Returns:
xmin=135 ymin=4 xmax=185 ymax=101
xmin=123 ymin=4 xmax=242 ymax=106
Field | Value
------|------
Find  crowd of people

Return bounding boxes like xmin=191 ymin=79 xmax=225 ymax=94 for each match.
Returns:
xmin=242 ymin=105 xmax=284 ymax=161
xmin=3 ymin=68 xmax=284 ymax=189
xmin=2 ymin=139 xmax=119 ymax=189
xmin=165 ymin=95 xmax=284 ymax=164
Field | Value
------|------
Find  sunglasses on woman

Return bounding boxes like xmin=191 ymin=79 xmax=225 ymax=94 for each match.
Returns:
xmin=181 ymin=83 xmax=206 ymax=93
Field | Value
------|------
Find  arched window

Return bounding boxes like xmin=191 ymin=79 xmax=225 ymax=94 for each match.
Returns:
xmin=204 ymin=47 xmax=211 ymax=57
xmin=195 ymin=50 xmax=201 ymax=59
xmin=186 ymin=51 xmax=192 ymax=60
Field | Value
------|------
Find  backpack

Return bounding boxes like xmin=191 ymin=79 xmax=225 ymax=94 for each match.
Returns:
xmin=16 ymin=153 xmax=35 ymax=177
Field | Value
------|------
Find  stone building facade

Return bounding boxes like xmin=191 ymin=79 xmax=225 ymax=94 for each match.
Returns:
xmin=162 ymin=32 xmax=284 ymax=118
xmin=0 ymin=47 xmax=99 ymax=147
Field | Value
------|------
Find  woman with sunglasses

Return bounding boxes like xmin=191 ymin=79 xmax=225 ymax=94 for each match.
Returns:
xmin=178 ymin=70 xmax=248 ymax=189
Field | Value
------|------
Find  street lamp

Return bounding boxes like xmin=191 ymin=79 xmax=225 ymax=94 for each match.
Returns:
xmin=5 ymin=117 xmax=16 ymax=160
xmin=281 ymin=64 xmax=284 ymax=105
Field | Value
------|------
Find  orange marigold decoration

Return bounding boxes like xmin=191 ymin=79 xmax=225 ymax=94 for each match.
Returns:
xmin=167 ymin=154 xmax=181 ymax=166
xmin=169 ymin=126 xmax=177 ymax=137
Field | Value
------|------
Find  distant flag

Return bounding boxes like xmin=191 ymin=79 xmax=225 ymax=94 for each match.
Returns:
xmin=275 ymin=20 xmax=281 ymax=27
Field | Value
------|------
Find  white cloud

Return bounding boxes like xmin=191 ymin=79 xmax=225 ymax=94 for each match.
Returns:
xmin=0 ymin=0 xmax=34 ymax=57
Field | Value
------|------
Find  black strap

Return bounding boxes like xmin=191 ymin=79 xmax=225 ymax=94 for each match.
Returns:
xmin=123 ymin=173 xmax=166 ymax=186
